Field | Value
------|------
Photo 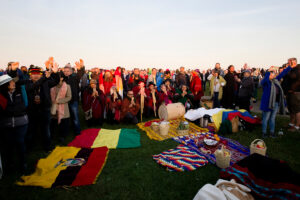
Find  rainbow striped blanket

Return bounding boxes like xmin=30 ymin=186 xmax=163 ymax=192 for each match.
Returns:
xmin=153 ymin=145 xmax=208 ymax=171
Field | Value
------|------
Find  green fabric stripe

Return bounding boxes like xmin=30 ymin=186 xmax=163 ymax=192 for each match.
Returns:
xmin=117 ymin=129 xmax=141 ymax=148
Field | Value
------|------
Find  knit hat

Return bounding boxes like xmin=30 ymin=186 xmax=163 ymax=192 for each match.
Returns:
xmin=244 ymin=70 xmax=251 ymax=74
xmin=28 ymin=66 xmax=42 ymax=75
xmin=0 ymin=74 xmax=12 ymax=86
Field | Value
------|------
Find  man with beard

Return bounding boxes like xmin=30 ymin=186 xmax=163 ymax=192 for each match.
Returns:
xmin=120 ymin=90 xmax=140 ymax=124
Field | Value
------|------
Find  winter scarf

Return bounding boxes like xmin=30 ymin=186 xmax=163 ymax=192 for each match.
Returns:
xmin=269 ymin=78 xmax=285 ymax=114
xmin=51 ymin=82 xmax=67 ymax=124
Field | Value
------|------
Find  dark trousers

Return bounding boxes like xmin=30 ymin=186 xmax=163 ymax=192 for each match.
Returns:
xmin=213 ymin=92 xmax=220 ymax=108
xmin=27 ymin=108 xmax=51 ymax=151
xmin=51 ymin=118 xmax=70 ymax=139
xmin=0 ymin=124 xmax=28 ymax=173
xmin=239 ymin=96 xmax=251 ymax=112
xmin=202 ymin=81 xmax=206 ymax=91
xmin=123 ymin=113 xmax=138 ymax=124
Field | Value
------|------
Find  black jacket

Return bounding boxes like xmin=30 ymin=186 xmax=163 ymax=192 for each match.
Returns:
xmin=64 ymin=67 xmax=85 ymax=103
xmin=0 ymin=84 xmax=28 ymax=128
xmin=238 ymin=77 xmax=254 ymax=98
xmin=8 ymin=70 xmax=60 ymax=111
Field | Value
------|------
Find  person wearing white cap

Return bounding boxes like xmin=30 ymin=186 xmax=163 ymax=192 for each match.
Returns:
xmin=0 ymin=73 xmax=28 ymax=174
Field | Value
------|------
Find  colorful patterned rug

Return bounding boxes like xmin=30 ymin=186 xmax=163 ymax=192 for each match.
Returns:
xmin=17 ymin=146 xmax=109 ymax=188
xmin=137 ymin=118 xmax=209 ymax=141
xmin=153 ymin=145 xmax=208 ymax=171
xmin=173 ymin=132 xmax=250 ymax=166
xmin=220 ymin=154 xmax=300 ymax=200
xmin=68 ymin=128 xmax=140 ymax=149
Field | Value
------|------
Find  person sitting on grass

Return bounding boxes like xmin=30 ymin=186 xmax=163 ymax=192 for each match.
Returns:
xmin=260 ymin=66 xmax=290 ymax=138
xmin=82 ymin=79 xmax=105 ymax=127
xmin=158 ymin=84 xmax=173 ymax=106
xmin=145 ymin=82 xmax=159 ymax=118
xmin=174 ymin=84 xmax=194 ymax=110
xmin=120 ymin=90 xmax=140 ymax=124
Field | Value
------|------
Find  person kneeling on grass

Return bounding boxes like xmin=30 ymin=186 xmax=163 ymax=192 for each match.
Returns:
xmin=260 ymin=66 xmax=290 ymax=138
xmin=120 ymin=90 xmax=140 ymax=124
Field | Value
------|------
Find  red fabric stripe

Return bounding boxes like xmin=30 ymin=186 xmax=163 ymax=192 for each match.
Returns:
xmin=232 ymin=164 xmax=300 ymax=193
xmin=227 ymin=112 xmax=261 ymax=124
xmin=68 ymin=128 xmax=100 ymax=148
xmin=71 ymin=146 xmax=109 ymax=186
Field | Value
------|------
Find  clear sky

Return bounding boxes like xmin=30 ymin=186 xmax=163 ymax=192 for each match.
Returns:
xmin=0 ymin=0 xmax=299 ymax=70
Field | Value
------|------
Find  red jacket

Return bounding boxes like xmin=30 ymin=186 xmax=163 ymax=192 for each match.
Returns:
xmin=190 ymin=75 xmax=203 ymax=99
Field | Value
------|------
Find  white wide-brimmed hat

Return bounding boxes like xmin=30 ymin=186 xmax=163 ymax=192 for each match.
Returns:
xmin=0 ymin=74 xmax=12 ymax=86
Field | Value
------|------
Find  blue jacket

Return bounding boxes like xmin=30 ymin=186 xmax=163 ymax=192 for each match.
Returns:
xmin=156 ymin=72 xmax=164 ymax=91
xmin=260 ymin=66 xmax=291 ymax=111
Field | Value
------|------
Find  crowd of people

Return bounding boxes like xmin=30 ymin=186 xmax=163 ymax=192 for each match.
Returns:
xmin=0 ymin=57 xmax=299 ymax=174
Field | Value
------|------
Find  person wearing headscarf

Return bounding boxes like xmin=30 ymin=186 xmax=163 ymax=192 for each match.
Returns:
xmin=156 ymin=71 xmax=164 ymax=92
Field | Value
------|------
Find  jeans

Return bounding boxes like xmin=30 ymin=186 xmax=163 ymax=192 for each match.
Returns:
xmin=69 ymin=101 xmax=81 ymax=135
xmin=262 ymin=102 xmax=279 ymax=136
xmin=0 ymin=124 xmax=28 ymax=172
xmin=213 ymin=92 xmax=220 ymax=108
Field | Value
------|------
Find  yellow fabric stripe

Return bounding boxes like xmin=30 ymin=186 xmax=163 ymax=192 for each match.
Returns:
xmin=212 ymin=109 xmax=246 ymax=130
xmin=137 ymin=118 xmax=209 ymax=141
xmin=16 ymin=146 xmax=80 ymax=188
xmin=212 ymin=109 xmax=232 ymax=130
xmin=91 ymin=129 xmax=121 ymax=149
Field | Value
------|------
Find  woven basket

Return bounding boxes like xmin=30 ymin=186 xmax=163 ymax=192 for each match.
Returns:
xmin=215 ymin=146 xmax=231 ymax=169
xmin=250 ymin=139 xmax=267 ymax=156
xmin=159 ymin=123 xmax=170 ymax=136
xmin=177 ymin=129 xmax=189 ymax=136
xmin=151 ymin=124 xmax=160 ymax=132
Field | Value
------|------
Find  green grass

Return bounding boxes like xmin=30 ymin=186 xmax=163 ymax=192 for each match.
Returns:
xmin=1 ymin=105 xmax=300 ymax=200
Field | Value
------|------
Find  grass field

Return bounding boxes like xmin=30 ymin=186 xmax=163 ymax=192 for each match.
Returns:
xmin=1 ymin=90 xmax=300 ymax=200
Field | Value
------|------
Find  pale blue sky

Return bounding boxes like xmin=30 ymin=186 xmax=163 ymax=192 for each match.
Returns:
xmin=0 ymin=0 xmax=299 ymax=69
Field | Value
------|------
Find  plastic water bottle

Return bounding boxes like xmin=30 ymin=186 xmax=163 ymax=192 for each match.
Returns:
xmin=278 ymin=128 xmax=284 ymax=136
